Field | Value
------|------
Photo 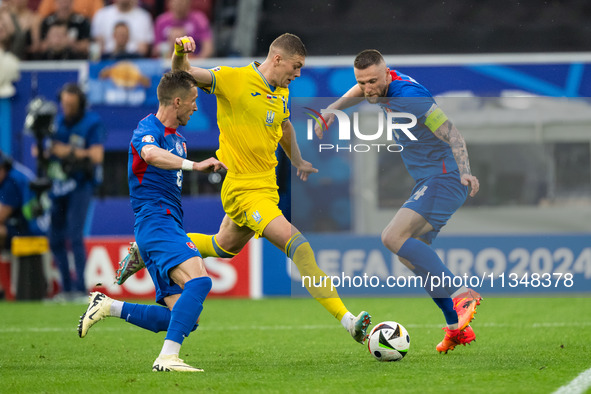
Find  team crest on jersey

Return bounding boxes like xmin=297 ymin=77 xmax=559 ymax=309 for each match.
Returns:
xmin=251 ymin=210 xmax=262 ymax=224
xmin=265 ymin=111 xmax=275 ymax=127
xmin=142 ymin=135 xmax=155 ymax=143
xmin=187 ymin=241 xmax=197 ymax=251
xmin=182 ymin=142 xmax=187 ymax=154
xmin=175 ymin=142 xmax=183 ymax=155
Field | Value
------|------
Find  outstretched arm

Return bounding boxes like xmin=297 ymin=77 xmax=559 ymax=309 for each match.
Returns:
xmin=279 ymin=120 xmax=318 ymax=181
xmin=171 ymin=36 xmax=214 ymax=88
xmin=314 ymin=84 xmax=365 ymax=139
xmin=141 ymin=145 xmax=227 ymax=173
xmin=431 ymin=119 xmax=480 ymax=197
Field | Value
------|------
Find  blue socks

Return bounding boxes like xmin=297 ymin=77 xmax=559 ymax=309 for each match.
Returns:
xmin=119 ymin=277 xmax=212 ymax=334
xmin=165 ymin=276 xmax=212 ymax=345
xmin=397 ymin=238 xmax=459 ymax=325
xmin=433 ymin=297 xmax=458 ymax=326
xmin=120 ymin=303 xmax=200 ymax=333
xmin=121 ymin=303 xmax=172 ymax=333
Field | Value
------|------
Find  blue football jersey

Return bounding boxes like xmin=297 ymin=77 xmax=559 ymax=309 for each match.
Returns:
xmin=128 ymin=114 xmax=188 ymax=222
xmin=380 ymin=70 xmax=458 ymax=181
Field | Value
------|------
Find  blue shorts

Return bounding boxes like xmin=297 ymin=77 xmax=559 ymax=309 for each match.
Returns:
xmin=134 ymin=210 xmax=201 ymax=306
xmin=402 ymin=171 xmax=468 ymax=244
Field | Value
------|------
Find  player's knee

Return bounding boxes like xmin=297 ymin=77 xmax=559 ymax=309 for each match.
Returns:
xmin=381 ymin=226 xmax=401 ymax=253
xmin=199 ymin=276 xmax=213 ymax=293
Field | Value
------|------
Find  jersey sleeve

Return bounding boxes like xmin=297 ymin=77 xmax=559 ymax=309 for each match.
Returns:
xmin=201 ymin=66 xmax=239 ymax=98
xmin=131 ymin=125 xmax=161 ymax=157
xmin=399 ymin=85 xmax=436 ymax=118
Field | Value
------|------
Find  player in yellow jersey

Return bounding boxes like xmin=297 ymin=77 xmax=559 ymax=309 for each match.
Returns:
xmin=116 ymin=33 xmax=371 ymax=344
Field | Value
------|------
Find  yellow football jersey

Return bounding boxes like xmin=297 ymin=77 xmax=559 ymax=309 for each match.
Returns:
xmin=203 ymin=62 xmax=290 ymax=175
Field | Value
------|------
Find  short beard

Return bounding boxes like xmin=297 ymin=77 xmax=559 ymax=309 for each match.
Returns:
xmin=365 ymin=86 xmax=388 ymax=104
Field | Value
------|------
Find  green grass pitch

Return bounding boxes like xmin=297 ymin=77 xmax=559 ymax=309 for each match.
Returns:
xmin=1 ymin=296 xmax=590 ymax=393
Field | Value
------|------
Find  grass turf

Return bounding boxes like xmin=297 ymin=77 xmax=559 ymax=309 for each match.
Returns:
xmin=1 ymin=296 xmax=590 ymax=393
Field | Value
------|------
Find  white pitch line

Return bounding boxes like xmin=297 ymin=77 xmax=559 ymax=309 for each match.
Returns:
xmin=553 ymin=367 xmax=591 ymax=394
xmin=1 ymin=321 xmax=591 ymax=334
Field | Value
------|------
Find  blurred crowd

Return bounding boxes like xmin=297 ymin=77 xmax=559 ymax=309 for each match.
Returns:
xmin=0 ymin=0 xmax=214 ymax=61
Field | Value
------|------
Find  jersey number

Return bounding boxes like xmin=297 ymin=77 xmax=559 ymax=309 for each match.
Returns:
xmin=176 ymin=170 xmax=182 ymax=188
xmin=413 ymin=185 xmax=428 ymax=200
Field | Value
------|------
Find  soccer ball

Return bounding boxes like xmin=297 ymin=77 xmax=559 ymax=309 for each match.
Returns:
xmin=367 ymin=321 xmax=410 ymax=362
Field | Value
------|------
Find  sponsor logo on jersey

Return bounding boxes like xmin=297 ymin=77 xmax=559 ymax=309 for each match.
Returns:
xmin=251 ymin=92 xmax=261 ymax=97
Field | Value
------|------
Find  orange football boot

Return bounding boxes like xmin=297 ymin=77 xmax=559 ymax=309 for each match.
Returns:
xmin=453 ymin=289 xmax=482 ymax=330
xmin=436 ymin=325 xmax=476 ymax=354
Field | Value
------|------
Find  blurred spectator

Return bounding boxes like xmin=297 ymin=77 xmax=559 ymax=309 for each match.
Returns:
xmin=100 ymin=21 xmax=141 ymax=60
xmin=0 ymin=0 xmax=40 ymax=59
xmin=36 ymin=20 xmax=86 ymax=59
xmin=0 ymin=15 xmax=19 ymax=97
xmin=36 ymin=0 xmax=104 ymax=20
xmin=141 ymin=0 xmax=214 ymax=21
xmin=91 ymin=0 xmax=154 ymax=58
xmin=37 ymin=0 xmax=90 ymax=59
xmin=0 ymin=6 xmax=17 ymax=51
xmin=0 ymin=151 xmax=49 ymax=252
xmin=153 ymin=0 xmax=213 ymax=58
xmin=47 ymin=83 xmax=105 ymax=300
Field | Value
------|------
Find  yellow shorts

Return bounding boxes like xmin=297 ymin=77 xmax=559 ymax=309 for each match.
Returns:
xmin=221 ymin=169 xmax=283 ymax=237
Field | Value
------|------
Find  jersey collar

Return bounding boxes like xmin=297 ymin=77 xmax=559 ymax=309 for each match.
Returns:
xmin=251 ymin=61 xmax=276 ymax=92
xmin=152 ymin=114 xmax=178 ymax=136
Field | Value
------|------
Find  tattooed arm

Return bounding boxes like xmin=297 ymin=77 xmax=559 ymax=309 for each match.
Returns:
xmin=432 ymin=119 xmax=480 ymax=197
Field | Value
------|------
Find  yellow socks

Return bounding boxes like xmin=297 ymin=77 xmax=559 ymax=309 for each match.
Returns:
xmin=187 ymin=233 xmax=236 ymax=259
xmin=286 ymin=233 xmax=348 ymax=321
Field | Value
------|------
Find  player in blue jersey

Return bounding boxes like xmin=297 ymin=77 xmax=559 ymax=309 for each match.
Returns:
xmin=78 ymin=70 xmax=226 ymax=372
xmin=317 ymin=50 xmax=482 ymax=354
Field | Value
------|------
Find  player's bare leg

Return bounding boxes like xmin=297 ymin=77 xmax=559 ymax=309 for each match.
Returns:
xmin=263 ymin=215 xmax=371 ymax=344
xmin=213 ymin=215 xmax=256 ymax=254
